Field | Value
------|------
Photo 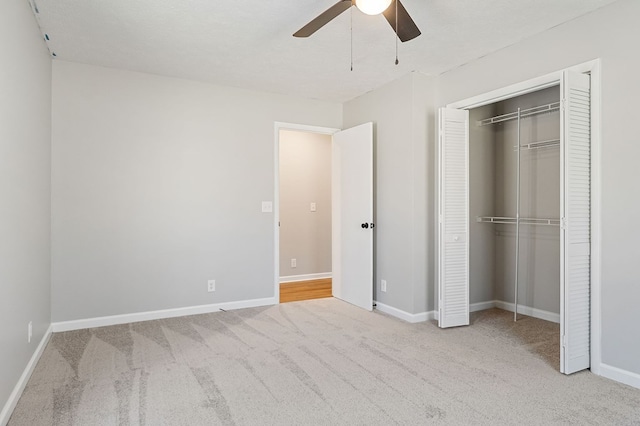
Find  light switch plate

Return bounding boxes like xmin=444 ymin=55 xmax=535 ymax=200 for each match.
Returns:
xmin=262 ymin=201 xmax=273 ymax=213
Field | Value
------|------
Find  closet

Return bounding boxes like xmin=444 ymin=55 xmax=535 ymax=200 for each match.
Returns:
xmin=471 ymin=86 xmax=561 ymax=323
xmin=437 ymin=70 xmax=592 ymax=375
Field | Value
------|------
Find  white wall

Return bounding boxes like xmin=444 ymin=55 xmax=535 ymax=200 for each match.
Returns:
xmin=279 ymin=130 xmax=332 ymax=278
xmin=343 ymin=72 xmax=435 ymax=315
xmin=51 ymin=61 xmax=342 ymax=322
xmin=435 ymin=0 xmax=640 ymax=378
xmin=0 ymin=0 xmax=52 ymax=418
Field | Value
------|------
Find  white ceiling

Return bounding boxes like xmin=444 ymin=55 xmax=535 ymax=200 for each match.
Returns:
xmin=30 ymin=0 xmax=617 ymax=102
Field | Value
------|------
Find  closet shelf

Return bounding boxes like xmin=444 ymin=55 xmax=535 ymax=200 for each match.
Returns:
xmin=476 ymin=216 xmax=560 ymax=226
xmin=513 ymin=138 xmax=560 ymax=151
xmin=477 ymin=101 xmax=560 ymax=126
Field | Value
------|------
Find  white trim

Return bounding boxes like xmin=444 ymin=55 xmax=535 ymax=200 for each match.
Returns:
xmin=374 ymin=301 xmax=434 ymax=323
xmin=469 ymin=300 xmax=560 ymax=323
xmin=440 ymin=59 xmax=601 ymax=374
xmin=0 ymin=324 xmax=53 ymax=426
xmin=599 ymin=364 xmax=640 ymax=390
xmin=279 ymin=272 xmax=332 ymax=283
xmin=447 ymin=71 xmax=562 ymax=110
xmin=52 ymin=297 xmax=277 ymax=332
xmin=588 ymin=60 xmax=602 ymax=375
xmin=273 ymin=122 xmax=340 ymax=305
xmin=470 ymin=301 xmax=496 ymax=312
xmin=494 ymin=300 xmax=560 ymax=324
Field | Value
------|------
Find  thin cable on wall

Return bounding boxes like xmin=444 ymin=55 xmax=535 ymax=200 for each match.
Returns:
xmin=350 ymin=7 xmax=353 ymax=71
xmin=395 ymin=0 xmax=399 ymax=65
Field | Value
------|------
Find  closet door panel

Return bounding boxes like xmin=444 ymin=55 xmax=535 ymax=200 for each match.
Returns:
xmin=560 ymin=71 xmax=591 ymax=374
xmin=438 ymin=108 xmax=470 ymax=328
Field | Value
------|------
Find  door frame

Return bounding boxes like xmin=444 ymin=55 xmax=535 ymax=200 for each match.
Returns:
xmin=437 ymin=59 xmax=602 ymax=373
xmin=273 ymin=122 xmax=340 ymax=302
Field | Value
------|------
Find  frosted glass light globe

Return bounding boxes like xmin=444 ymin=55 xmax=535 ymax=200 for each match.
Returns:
xmin=355 ymin=0 xmax=393 ymax=15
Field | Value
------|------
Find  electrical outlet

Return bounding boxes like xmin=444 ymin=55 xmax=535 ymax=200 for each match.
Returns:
xmin=28 ymin=321 xmax=32 ymax=343
xmin=381 ymin=280 xmax=387 ymax=292
xmin=207 ymin=280 xmax=216 ymax=292
xmin=291 ymin=258 xmax=297 ymax=268
xmin=310 ymin=202 xmax=317 ymax=212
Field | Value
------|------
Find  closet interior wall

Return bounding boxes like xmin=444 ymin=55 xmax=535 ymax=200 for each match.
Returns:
xmin=469 ymin=86 xmax=561 ymax=317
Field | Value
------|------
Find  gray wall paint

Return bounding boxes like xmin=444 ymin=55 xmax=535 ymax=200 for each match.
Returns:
xmin=468 ymin=105 xmax=497 ymax=305
xmin=468 ymin=88 xmax=561 ymax=313
xmin=279 ymin=130 xmax=332 ymax=278
xmin=5 ymin=0 xmax=634 ymax=396
xmin=435 ymin=0 xmax=640 ymax=375
xmin=343 ymin=73 xmax=435 ymax=314
xmin=51 ymin=61 xmax=342 ymax=322
xmin=493 ymin=88 xmax=561 ymax=314
xmin=0 ymin=0 xmax=52 ymax=414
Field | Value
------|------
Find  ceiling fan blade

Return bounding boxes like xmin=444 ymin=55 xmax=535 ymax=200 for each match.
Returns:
xmin=382 ymin=0 xmax=421 ymax=42
xmin=293 ymin=0 xmax=353 ymax=38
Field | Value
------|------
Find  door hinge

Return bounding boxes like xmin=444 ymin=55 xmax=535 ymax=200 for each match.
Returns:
xmin=562 ymin=335 xmax=567 ymax=347
xmin=560 ymin=217 xmax=566 ymax=230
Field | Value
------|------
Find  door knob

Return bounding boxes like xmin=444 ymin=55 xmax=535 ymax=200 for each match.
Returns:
xmin=361 ymin=223 xmax=369 ymax=229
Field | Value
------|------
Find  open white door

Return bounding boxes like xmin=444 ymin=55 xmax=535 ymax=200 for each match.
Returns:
xmin=332 ymin=123 xmax=373 ymax=311
xmin=438 ymin=108 xmax=470 ymax=328
xmin=560 ymin=71 xmax=591 ymax=374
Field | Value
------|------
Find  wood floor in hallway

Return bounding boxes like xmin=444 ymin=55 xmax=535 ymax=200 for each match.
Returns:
xmin=279 ymin=278 xmax=332 ymax=303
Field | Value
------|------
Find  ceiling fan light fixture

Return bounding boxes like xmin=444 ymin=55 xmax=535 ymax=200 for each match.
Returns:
xmin=355 ymin=0 xmax=392 ymax=16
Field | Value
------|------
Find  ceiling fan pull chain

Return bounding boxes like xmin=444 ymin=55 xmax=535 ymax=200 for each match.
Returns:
xmin=350 ymin=6 xmax=354 ymax=71
xmin=395 ymin=0 xmax=399 ymax=65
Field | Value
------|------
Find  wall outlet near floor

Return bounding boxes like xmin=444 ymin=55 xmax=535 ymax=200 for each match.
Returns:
xmin=207 ymin=280 xmax=216 ymax=292
xmin=310 ymin=202 xmax=317 ymax=212
xmin=381 ymin=279 xmax=387 ymax=292
xmin=28 ymin=321 xmax=32 ymax=343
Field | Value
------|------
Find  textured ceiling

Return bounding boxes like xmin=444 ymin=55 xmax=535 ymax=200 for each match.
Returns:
xmin=29 ymin=0 xmax=617 ymax=102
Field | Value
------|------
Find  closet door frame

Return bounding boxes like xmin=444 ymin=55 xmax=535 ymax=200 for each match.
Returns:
xmin=438 ymin=59 xmax=602 ymax=374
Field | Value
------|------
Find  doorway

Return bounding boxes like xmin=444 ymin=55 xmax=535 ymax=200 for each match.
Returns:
xmin=274 ymin=122 xmax=374 ymax=310
xmin=278 ymin=129 xmax=333 ymax=303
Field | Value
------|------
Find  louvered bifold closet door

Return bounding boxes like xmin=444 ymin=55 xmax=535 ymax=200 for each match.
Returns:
xmin=560 ymin=71 xmax=591 ymax=374
xmin=438 ymin=108 xmax=470 ymax=328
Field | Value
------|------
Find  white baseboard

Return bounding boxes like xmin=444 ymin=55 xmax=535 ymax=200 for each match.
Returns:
xmin=52 ymin=297 xmax=278 ymax=332
xmin=599 ymin=363 xmax=640 ymax=390
xmin=279 ymin=273 xmax=331 ymax=283
xmin=0 ymin=324 xmax=53 ymax=426
xmin=494 ymin=300 xmax=560 ymax=323
xmin=374 ymin=301 xmax=434 ymax=323
xmin=470 ymin=301 xmax=497 ymax=312
xmin=469 ymin=300 xmax=559 ymax=323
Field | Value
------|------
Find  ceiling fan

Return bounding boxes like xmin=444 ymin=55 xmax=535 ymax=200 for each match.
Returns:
xmin=293 ymin=0 xmax=421 ymax=42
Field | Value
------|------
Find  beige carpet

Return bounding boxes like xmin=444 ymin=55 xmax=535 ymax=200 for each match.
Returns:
xmin=9 ymin=299 xmax=640 ymax=425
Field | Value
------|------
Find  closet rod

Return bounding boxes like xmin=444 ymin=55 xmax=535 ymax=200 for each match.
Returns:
xmin=514 ymin=138 xmax=560 ymax=151
xmin=477 ymin=101 xmax=560 ymax=126
xmin=476 ymin=216 xmax=560 ymax=226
